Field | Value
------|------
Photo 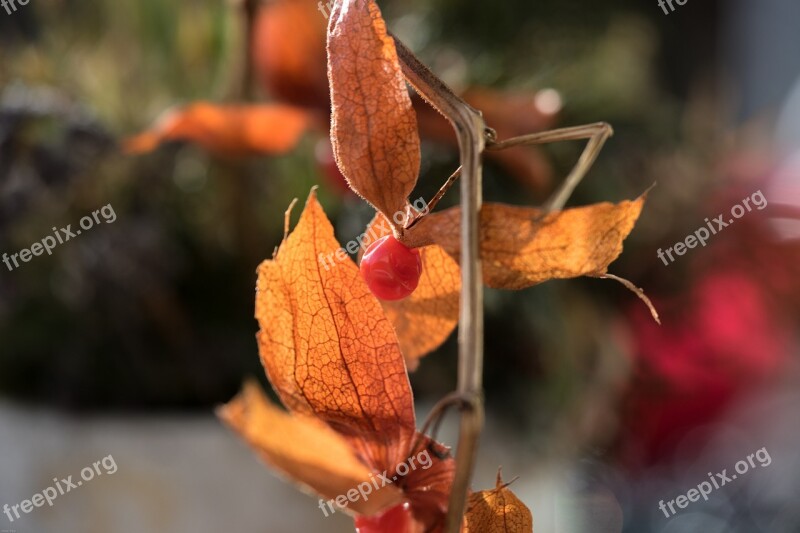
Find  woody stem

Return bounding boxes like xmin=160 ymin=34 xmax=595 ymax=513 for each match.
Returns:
xmin=410 ymin=392 xmax=471 ymax=456
xmin=428 ymin=166 xmax=462 ymax=212
xmin=393 ymin=33 xmax=485 ymax=532
xmin=486 ymin=122 xmax=613 ymax=212
xmin=406 ymin=166 xmax=462 ymax=230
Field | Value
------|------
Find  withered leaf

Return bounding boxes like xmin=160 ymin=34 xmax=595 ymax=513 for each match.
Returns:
xmin=222 ymin=191 xmax=457 ymax=530
xmin=255 ymin=190 xmax=415 ymax=460
xmin=217 ymin=381 xmax=403 ymax=516
xmin=463 ymin=472 xmax=533 ymax=533
xmin=124 ymin=103 xmax=313 ymax=156
xmin=406 ymin=196 xmax=647 ymax=290
xmin=364 ymin=214 xmax=461 ymax=369
xmin=328 ymin=0 xmax=421 ymax=226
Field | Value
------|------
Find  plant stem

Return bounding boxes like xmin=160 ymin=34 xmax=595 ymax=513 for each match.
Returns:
xmin=226 ymin=0 xmax=260 ymax=101
xmin=486 ymin=122 xmax=613 ymax=212
xmin=405 ymin=166 xmax=461 ymax=230
xmin=392 ymin=34 xmax=486 ymax=532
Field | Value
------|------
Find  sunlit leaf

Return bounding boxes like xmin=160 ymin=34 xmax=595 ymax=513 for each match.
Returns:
xmin=255 ymin=190 xmax=415 ymax=463
xmin=364 ymin=214 xmax=460 ymax=368
xmin=218 ymin=381 xmax=404 ymax=516
xmin=327 ymin=0 xmax=421 ymax=225
xmin=406 ymin=195 xmax=647 ymax=290
xmin=463 ymin=471 xmax=533 ymax=533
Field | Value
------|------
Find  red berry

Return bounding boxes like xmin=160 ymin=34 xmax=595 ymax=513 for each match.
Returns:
xmin=354 ymin=502 xmax=413 ymax=533
xmin=360 ymin=235 xmax=422 ymax=301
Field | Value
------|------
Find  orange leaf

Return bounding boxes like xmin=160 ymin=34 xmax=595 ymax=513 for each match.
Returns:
xmin=253 ymin=0 xmax=330 ymax=108
xmin=405 ymin=196 xmax=646 ymax=290
xmin=124 ymin=103 xmax=313 ymax=156
xmin=217 ymin=381 xmax=404 ymax=516
xmin=255 ymin=190 xmax=415 ymax=465
xmin=463 ymin=471 xmax=533 ymax=533
xmin=401 ymin=437 xmax=456 ymax=532
xmin=364 ymin=214 xmax=461 ymax=369
xmin=328 ymin=0 xmax=421 ymax=225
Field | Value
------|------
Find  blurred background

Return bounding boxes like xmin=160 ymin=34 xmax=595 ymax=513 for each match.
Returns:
xmin=1 ymin=0 xmax=799 ymax=531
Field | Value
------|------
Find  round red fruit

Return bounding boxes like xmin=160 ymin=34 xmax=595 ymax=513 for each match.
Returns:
xmin=360 ymin=235 xmax=422 ymax=301
xmin=354 ymin=502 xmax=413 ymax=533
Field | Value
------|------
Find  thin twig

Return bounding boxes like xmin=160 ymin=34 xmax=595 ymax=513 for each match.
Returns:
xmin=595 ymin=273 xmax=661 ymax=325
xmin=427 ymin=166 xmax=463 ymax=213
xmin=486 ymin=122 xmax=613 ymax=212
xmin=405 ymin=166 xmax=462 ymax=230
xmin=408 ymin=392 xmax=471 ymax=457
xmin=393 ymin=34 xmax=486 ymax=532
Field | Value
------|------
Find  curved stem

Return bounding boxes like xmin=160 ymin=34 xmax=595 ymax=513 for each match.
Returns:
xmin=392 ymin=34 xmax=486 ymax=532
xmin=409 ymin=392 xmax=473 ymax=457
xmin=486 ymin=122 xmax=613 ymax=212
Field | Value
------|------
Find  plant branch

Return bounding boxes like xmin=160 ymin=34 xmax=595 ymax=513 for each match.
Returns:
xmin=405 ymin=166 xmax=462 ymax=230
xmin=393 ymin=34 xmax=486 ymax=532
xmin=409 ymin=392 xmax=471 ymax=457
xmin=486 ymin=122 xmax=613 ymax=211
